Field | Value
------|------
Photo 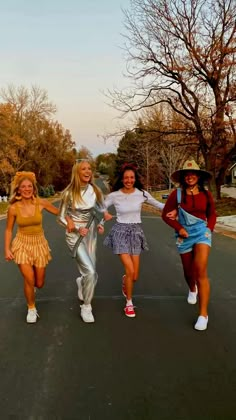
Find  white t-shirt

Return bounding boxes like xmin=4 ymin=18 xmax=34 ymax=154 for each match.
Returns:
xmin=104 ymin=188 xmax=164 ymax=224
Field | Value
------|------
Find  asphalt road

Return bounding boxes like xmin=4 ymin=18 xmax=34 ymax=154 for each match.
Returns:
xmin=0 ymin=205 xmax=236 ymax=420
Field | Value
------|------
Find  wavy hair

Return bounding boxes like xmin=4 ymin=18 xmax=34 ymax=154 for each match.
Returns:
xmin=112 ymin=163 xmax=145 ymax=193
xmin=9 ymin=172 xmax=38 ymax=204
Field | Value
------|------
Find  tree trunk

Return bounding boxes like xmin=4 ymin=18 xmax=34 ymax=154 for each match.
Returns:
xmin=206 ymin=149 xmax=230 ymax=200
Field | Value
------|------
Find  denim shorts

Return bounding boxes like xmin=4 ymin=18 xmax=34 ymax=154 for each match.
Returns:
xmin=175 ymin=222 xmax=212 ymax=254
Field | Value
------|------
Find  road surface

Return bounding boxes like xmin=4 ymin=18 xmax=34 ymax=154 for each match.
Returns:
xmin=0 ymin=205 xmax=235 ymax=419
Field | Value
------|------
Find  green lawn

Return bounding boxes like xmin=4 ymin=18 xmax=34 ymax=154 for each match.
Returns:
xmin=0 ymin=202 xmax=8 ymax=216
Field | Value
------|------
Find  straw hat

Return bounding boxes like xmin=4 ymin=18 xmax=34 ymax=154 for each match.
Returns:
xmin=171 ymin=159 xmax=212 ymax=183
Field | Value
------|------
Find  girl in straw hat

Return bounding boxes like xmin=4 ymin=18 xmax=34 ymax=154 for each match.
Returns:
xmin=162 ymin=159 xmax=216 ymax=331
xmin=4 ymin=171 xmax=59 ymax=324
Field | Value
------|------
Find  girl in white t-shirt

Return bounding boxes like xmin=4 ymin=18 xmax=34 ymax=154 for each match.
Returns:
xmin=104 ymin=163 xmax=164 ymax=318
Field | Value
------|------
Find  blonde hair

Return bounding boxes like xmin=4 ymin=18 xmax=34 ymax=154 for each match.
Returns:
xmin=9 ymin=171 xmax=38 ymax=204
xmin=62 ymin=161 xmax=102 ymax=206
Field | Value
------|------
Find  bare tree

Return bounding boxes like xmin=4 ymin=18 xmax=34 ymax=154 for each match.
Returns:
xmin=0 ymin=85 xmax=56 ymax=118
xmin=77 ymin=146 xmax=94 ymax=161
xmin=110 ymin=0 xmax=236 ymax=198
xmin=160 ymin=143 xmax=191 ymax=190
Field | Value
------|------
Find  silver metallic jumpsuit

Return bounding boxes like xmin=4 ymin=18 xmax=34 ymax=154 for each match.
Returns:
xmin=58 ymin=185 xmax=105 ymax=305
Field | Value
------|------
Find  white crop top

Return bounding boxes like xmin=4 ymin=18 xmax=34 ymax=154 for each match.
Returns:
xmin=104 ymin=188 xmax=164 ymax=224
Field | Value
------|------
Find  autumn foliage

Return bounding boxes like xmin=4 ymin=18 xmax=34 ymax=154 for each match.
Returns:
xmin=0 ymin=86 xmax=76 ymax=194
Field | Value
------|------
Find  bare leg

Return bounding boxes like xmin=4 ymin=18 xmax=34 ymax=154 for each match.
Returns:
xmin=34 ymin=266 xmax=46 ymax=289
xmin=180 ymin=251 xmax=197 ymax=292
xmin=131 ymin=255 xmax=140 ymax=282
xmin=193 ymin=244 xmax=210 ymax=317
xmin=18 ymin=264 xmax=36 ymax=308
xmin=119 ymin=254 xmax=137 ymax=301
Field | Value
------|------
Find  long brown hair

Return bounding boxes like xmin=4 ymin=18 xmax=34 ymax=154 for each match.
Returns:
xmin=112 ymin=163 xmax=146 ymax=193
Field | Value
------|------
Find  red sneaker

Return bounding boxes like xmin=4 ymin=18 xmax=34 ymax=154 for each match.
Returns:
xmin=124 ymin=305 xmax=136 ymax=318
xmin=122 ymin=275 xmax=127 ymax=298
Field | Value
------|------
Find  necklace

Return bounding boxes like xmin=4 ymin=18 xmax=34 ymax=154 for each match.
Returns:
xmin=188 ymin=185 xmax=198 ymax=194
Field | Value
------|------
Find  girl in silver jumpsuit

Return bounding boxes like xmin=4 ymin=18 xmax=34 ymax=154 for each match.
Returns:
xmin=58 ymin=160 xmax=109 ymax=323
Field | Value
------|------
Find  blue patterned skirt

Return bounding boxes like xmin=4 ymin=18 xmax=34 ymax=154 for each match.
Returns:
xmin=103 ymin=222 xmax=149 ymax=255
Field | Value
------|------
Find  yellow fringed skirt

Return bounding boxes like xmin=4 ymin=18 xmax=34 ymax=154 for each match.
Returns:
xmin=11 ymin=231 xmax=52 ymax=267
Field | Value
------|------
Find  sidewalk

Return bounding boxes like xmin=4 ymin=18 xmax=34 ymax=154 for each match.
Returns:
xmin=215 ymin=215 xmax=236 ymax=238
xmin=215 ymin=186 xmax=236 ymax=238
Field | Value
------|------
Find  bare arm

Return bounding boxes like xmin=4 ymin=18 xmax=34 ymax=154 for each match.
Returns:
xmin=144 ymin=191 xmax=165 ymax=211
xmin=4 ymin=206 xmax=16 ymax=261
xmin=39 ymin=198 xmax=59 ymax=215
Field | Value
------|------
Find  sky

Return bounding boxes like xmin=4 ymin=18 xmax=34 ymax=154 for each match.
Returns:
xmin=0 ymin=0 xmax=132 ymax=157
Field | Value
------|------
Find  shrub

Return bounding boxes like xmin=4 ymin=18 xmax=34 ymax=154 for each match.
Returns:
xmin=38 ymin=185 xmax=55 ymax=197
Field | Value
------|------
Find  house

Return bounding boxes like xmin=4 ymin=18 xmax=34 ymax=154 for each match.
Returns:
xmin=225 ymin=162 xmax=236 ymax=186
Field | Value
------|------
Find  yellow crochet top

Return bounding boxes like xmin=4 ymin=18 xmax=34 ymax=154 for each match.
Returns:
xmin=16 ymin=199 xmax=43 ymax=234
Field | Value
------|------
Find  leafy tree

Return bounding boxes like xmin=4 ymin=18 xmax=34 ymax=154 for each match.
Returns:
xmin=0 ymin=103 xmax=25 ymax=192
xmin=0 ymin=85 xmax=76 ymax=192
xmin=48 ymin=185 xmax=55 ymax=195
xmin=116 ymin=130 xmax=142 ymax=168
xmin=115 ymin=113 xmax=191 ymax=190
xmin=96 ymin=153 xmax=117 ymax=177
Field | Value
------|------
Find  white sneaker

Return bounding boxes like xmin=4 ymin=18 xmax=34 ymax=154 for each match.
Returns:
xmin=187 ymin=286 xmax=198 ymax=304
xmin=26 ymin=308 xmax=39 ymax=324
xmin=194 ymin=315 xmax=208 ymax=331
xmin=80 ymin=304 xmax=95 ymax=323
xmin=76 ymin=277 xmax=83 ymax=300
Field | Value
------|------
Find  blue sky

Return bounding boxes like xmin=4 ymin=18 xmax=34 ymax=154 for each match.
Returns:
xmin=0 ymin=0 xmax=132 ymax=156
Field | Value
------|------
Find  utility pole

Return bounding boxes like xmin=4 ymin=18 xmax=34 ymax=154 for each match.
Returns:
xmin=168 ymin=143 xmax=173 ymax=191
xmin=146 ymin=142 xmax=149 ymax=191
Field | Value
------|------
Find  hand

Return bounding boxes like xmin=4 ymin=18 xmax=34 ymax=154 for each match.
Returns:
xmin=66 ymin=217 xmax=76 ymax=233
xmin=178 ymin=228 xmax=188 ymax=238
xmin=166 ymin=209 xmax=178 ymax=220
xmin=104 ymin=212 xmax=113 ymax=221
xmin=78 ymin=227 xmax=89 ymax=237
xmin=5 ymin=249 xmax=14 ymax=261
xmin=97 ymin=224 xmax=104 ymax=235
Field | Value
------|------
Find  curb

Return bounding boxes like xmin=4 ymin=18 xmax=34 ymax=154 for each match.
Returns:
xmin=214 ymin=225 xmax=236 ymax=239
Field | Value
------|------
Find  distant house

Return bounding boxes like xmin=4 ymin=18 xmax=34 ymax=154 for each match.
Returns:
xmin=225 ymin=162 xmax=236 ymax=186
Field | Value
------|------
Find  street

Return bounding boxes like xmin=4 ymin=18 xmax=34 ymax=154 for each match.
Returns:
xmin=0 ymin=209 xmax=236 ymax=420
